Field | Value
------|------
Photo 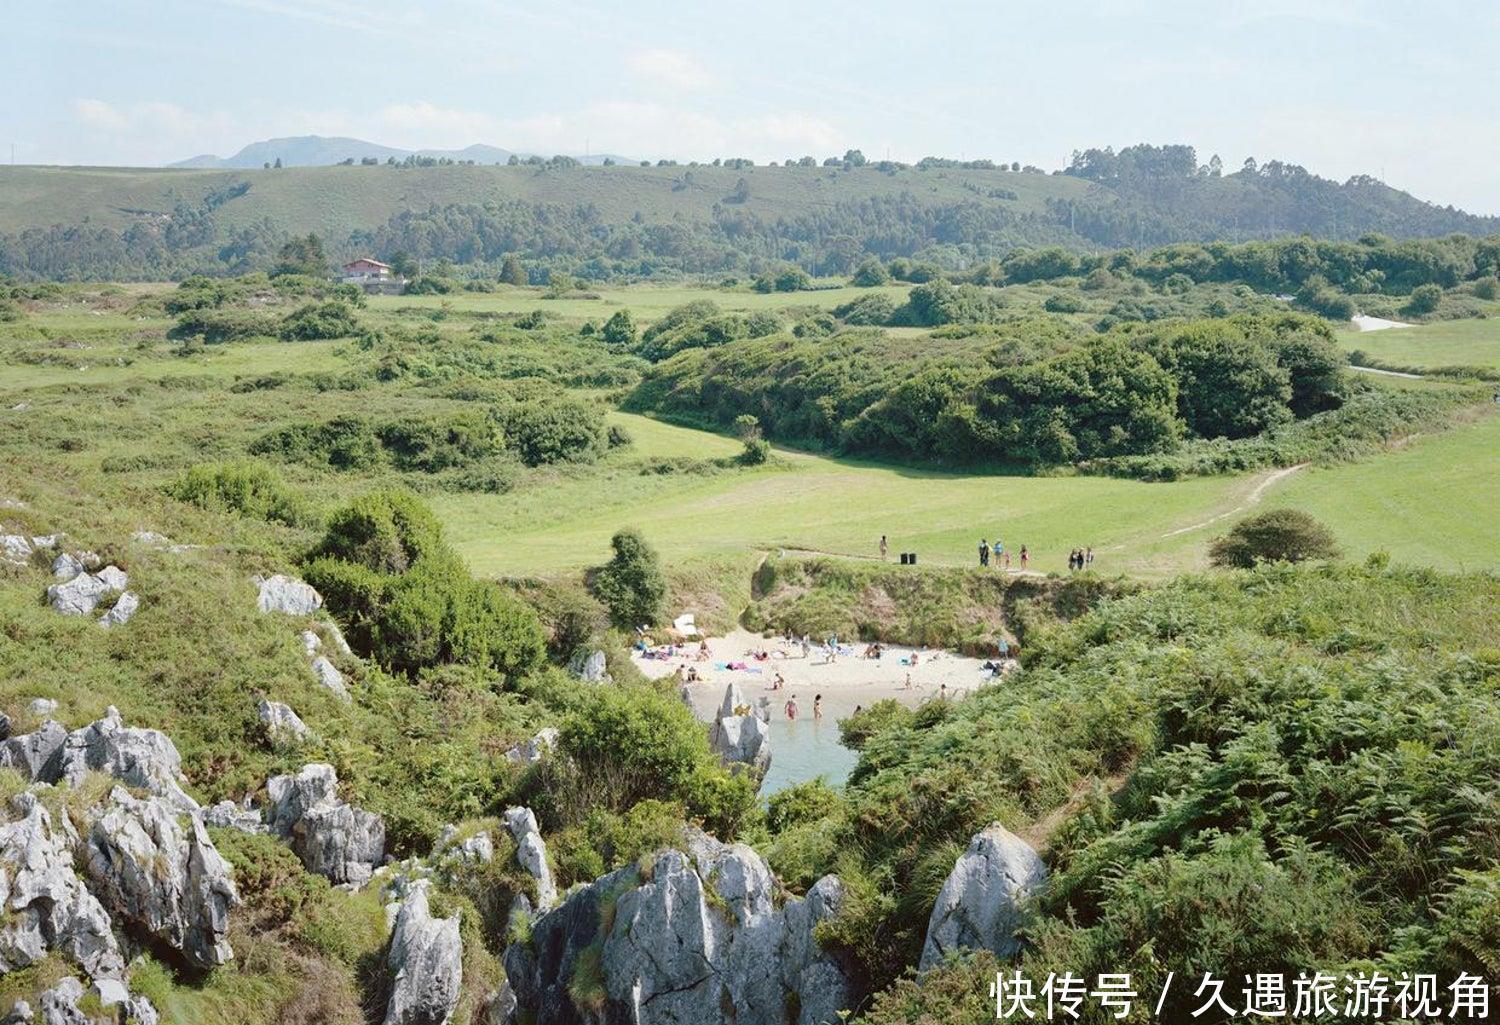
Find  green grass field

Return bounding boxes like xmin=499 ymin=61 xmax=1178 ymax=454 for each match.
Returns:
xmin=368 ymin=282 xmax=914 ymax=326
xmin=433 ymin=405 xmax=1500 ymax=580
xmin=1339 ymin=318 xmax=1500 ymax=369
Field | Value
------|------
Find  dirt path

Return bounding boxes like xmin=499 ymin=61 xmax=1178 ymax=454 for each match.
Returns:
xmin=1351 ymin=364 xmax=1425 ymax=380
xmin=1158 ymin=463 xmax=1307 ymax=539
xmin=1019 ymin=766 xmax=1133 ymax=853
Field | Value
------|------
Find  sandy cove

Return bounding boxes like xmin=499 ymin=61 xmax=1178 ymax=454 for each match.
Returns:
xmin=632 ymin=627 xmax=1004 ymax=722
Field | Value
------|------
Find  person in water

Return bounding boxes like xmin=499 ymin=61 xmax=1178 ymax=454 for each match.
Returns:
xmin=785 ymin=695 xmax=799 ymax=720
xmin=813 ymin=694 xmax=823 ymax=719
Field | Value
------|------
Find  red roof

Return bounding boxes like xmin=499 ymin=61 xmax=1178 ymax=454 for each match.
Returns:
xmin=344 ymin=258 xmax=390 ymax=270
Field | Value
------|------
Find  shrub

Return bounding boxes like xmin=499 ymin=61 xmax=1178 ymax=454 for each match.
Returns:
xmin=601 ymin=309 xmax=636 ymax=347
xmin=169 ymin=308 xmax=280 ymax=343
xmin=1404 ymin=283 xmax=1443 ymax=316
xmin=590 ymin=528 xmax=667 ymax=628
xmin=833 ymin=293 xmax=896 ymax=326
xmin=851 ymin=258 xmax=891 ymax=287
xmin=1043 ymin=292 xmax=1085 ymax=313
xmin=165 ymin=460 xmax=307 ymax=525
xmin=280 ymin=300 xmax=361 ymax=341
xmin=377 ymin=412 xmax=503 ymax=472
xmin=252 ymin=416 xmax=383 ymax=471
xmin=503 ymin=399 xmax=606 ymax=467
xmin=1208 ymin=509 xmax=1339 ymax=567
xmin=312 ymin=489 xmax=446 ymax=573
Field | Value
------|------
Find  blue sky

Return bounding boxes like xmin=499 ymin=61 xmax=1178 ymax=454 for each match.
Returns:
xmin=6 ymin=0 xmax=1498 ymax=212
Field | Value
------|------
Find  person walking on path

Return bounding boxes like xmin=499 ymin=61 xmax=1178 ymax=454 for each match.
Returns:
xmin=979 ymin=539 xmax=990 ymax=567
xmin=1085 ymin=546 xmax=1094 ymax=568
xmin=879 ymin=535 xmax=889 ymax=561
xmin=992 ymin=539 xmax=1003 ymax=567
xmin=1019 ymin=545 xmax=1029 ymax=570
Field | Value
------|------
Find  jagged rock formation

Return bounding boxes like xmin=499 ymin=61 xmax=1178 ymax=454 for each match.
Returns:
xmin=383 ymin=881 xmax=463 ymax=1025
xmin=570 ymin=649 xmax=610 ymax=683
xmin=56 ymin=707 xmax=199 ymax=812
xmin=266 ymin=763 xmax=385 ymax=886
xmin=254 ymin=573 xmax=322 ymax=615
xmin=919 ymin=823 xmax=1046 ymax=970
xmin=0 ymin=794 xmax=124 ymax=979
xmin=203 ymin=799 xmax=266 ymax=834
xmin=258 ymin=699 xmax=310 ymax=745
xmin=501 ymin=806 xmax=557 ymax=910
xmin=82 ymin=786 xmax=240 ymax=970
xmin=503 ymin=727 xmax=558 ymax=765
xmin=709 ymin=683 xmax=772 ymax=780
xmin=30 ymin=975 xmax=158 ymax=1025
xmin=504 ymin=827 xmax=852 ymax=1025
xmin=1 ymin=709 xmax=198 ymax=813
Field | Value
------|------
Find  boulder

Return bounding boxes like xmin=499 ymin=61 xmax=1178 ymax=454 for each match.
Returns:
xmin=266 ymin=764 xmax=385 ymax=886
xmin=45 ymin=573 xmax=111 ymax=617
xmin=97 ymin=591 xmax=139 ymax=629
xmin=257 ymin=699 xmax=310 ymax=745
xmin=0 ymin=713 xmax=9 ymax=741
xmin=0 ymin=794 xmax=124 ymax=979
xmin=501 ymin=806 xmax=557 ymax=910
xmin=311 ymin=656 xmax=351 ymax=701
xmin=718 ymin=681 xmax=748 ymax=719
xmin=504 ymin=827 xmax=852 ymax=1025
xmin=27 ymin=699 xmax=57 ymax=719
xmin=50 ymin=553 xmax=84 ymax=580
xmin=482 ymin=983 xmax=516 ymax=1025
xmin=383 ymin=881 xmax=463 ymax=1025
xmin=301 ymin=629 xmax=322 ymax=656
xmin=503 ymin=727 xmax=558 ymax=766
xmin=709 ymin=683 xmax=771 ymax=779
xmin=37 ymin=977 xmax=87 ymax=1025
xmin=254 ymin=573 xmax=322 ymax=616
xmin=94 ymin=566 xmax=127 ymax=592
xmin=57 ymin=707 xmax=198 ymax=812
xmin=918 ymin=823 xmax=1045 ymax=970
xmin=0 ymin=721 xmax=67 ymax=782
xmin=82 ymin=786 xmax=240 ymax=970
xmin=324 ymin=619 xmax=354 ymax=656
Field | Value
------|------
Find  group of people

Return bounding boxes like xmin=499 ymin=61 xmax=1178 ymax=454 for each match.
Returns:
xmin=1068 ymin=547 xmax=1094 ymax=572
xmin=782 ymin=693 xmax=823 ymax=720
xmin=977 ymin=538 xmax=1027 ymax=570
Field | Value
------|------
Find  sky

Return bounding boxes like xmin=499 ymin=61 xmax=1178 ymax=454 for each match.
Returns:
xmin=5 ymin=0 xmax=1498 ymax=213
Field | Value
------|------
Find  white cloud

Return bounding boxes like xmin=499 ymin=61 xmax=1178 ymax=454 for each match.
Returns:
xmin=626 ymin=48 xmax=717 ymax=91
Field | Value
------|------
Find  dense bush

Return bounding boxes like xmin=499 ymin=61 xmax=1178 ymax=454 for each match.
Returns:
xmin=589 ymin=528 xmax=667 ymax=628
xmin=165 ymin=460 xmax=308 ymax=525
xmin=1208 ymin=508 xmax=1340 ymax=567
xmin=280 ymin=300 xmax=362 ymax=341
xmin=252 ymin=415 xmax=383 ymax=470
xmin=503 ymin=399 xmax=606 ymax=466
xmin=305 ymin=490 xmax=544 ymax=679
xmin=833 ymin=293 xmax=897 ymax=325
xmin=377 ymin=412 xmax=503 ymax=472
xmin=850 ymin=258 xmax=892 ymax=286
xmin=169 ymin=308 xmax=280 ymax=343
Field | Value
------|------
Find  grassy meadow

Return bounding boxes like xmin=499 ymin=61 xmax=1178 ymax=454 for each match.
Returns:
xmin=1339 ymin=317 xmax=1500 ymax=370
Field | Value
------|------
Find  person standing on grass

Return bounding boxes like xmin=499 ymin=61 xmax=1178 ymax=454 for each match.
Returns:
xmin=1086 ymin=546 xmax=1094 ymax=567
xmin=993 ymin=539 xmax=1003 ymax=566
xmin=880 ymin=535 xmax=889 ymax=561
xmin=979 ymin=539 xmax=990 ymax=567
xmin=1019 ymin=545 xmax=1029 ymax=570
xmin=1003 ymin=549 xmax=1012 ymax=570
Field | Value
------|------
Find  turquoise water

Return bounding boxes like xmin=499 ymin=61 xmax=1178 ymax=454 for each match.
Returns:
xmin=760 ymin=717 xmax=860 ymax=795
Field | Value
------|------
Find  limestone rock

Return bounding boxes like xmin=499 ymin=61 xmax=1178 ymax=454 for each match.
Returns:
xmin=94 ymin=566 xmax=127 ymax=592
xmin=258 ymin=699 xmax=310 ymax=745
xmin=254 ymin=573 xmax=322 ymax=616
xmin=709 ymin=683 xmax=771 ymax=779
xmin=383 ymin=881 xmax=463 ymax=1025
xmin=266 ymin=764 xmax=385 ymax=886
xmin=503 ymin=727 xmax=558 ymax=765
xmin=50 ymin=553 xmax=84 ymax=580
xmin=0 ymin=794 xmax=124 ymax=979
xmin=918 ymin=823 xmax=1045 ymax=970
xmin=57 ymin=708 xmax=198 ymax=812
xmin=504 ymin=827 xmax=852 ymax=1025
xmin=45 ymin=572 xmax=112 ymax=616
xmin=97 ymin=591 xmax=139 ymax=629
xmin=82 ymin=786 xmax=240 ymax=970
xmin=0 ymin=535 xmax=32 ymax=567
xmin=301 ymin=629 xmax=322 ymax=656
xmin=37 ymin=977 xmax=87 ymax=1025
xmin=0 ymin=721 xmax=67 ymax=782
xmin=311 ymin=656 xmax=351 ymax=701
xmin=502 ymin=806 xmax=557 ymax=910
xmin=27 ymin=699 xmax=57 ymax=719
xmin=571 ymin=649 xmax=610 ymax=683
xmin=482 ymin=983 xmax=516 ymax=1025
xmin=202 ymin=799 xmax=266 ymax=835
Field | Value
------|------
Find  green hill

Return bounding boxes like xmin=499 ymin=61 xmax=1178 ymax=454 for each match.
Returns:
xmin=1 ymin=143 xmax=1496 ymax=281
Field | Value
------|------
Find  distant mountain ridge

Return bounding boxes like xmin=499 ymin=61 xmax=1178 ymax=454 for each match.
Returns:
xmin=170 ymin=134 xmax=631 ymax=168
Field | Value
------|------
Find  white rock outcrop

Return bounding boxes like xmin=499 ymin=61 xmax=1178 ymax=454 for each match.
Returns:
xmin=266 ymin=763 xmax=385 ymax=886
xmin=709 ymin=682 xmax=771 ymax=780
xmin=504 ymin=827 xmax=851 ymax=1025
xmin=382 ymin=881 xmax=463 ymax=1025
xmin=254 ymin=573 xmax=322 ymax=616
xmin=501 ymin=806 xmax=557 ymax=910
xmin=56 ymin=707 xmax=198 ymax=812
xmin=918 ymin=823 xmax=1046 ymax=970
xmin=82 ymin=786 xmax=240 ymax=970
xmin=503 ymin=727 xmax=558 ymax=766
xmin=97 ymin=591 xmax=139 ymax=629
xmin=310 ymin=656 xmax=351 ymax=701
xmin=257 ymin=699 xmax=310 ymax=745
xmin=0 ymin=794 xmax=124 ymax=980
xmin=46 ymin=566 xmax=127 ymax=617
